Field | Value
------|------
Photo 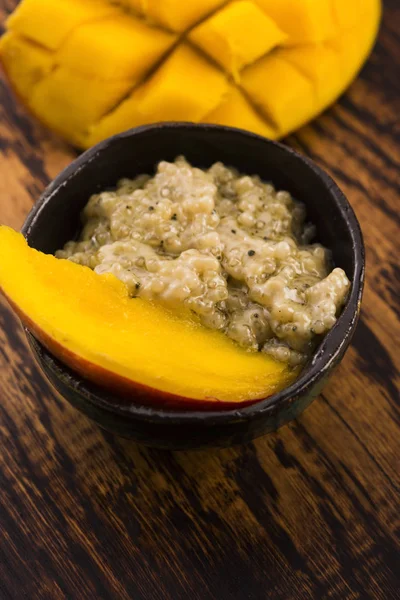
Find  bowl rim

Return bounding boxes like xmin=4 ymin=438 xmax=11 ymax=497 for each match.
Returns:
xmin=22 ymin=122 xmax=365 ymax=425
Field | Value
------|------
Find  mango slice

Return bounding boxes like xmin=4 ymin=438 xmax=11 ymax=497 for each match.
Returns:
xmin=189 ymin=1 xmax=287 ymax=81
xmin=0 ymin=227 xmax=296 ymax=407
xmin=0 ymin=0 xmax=382 ymax=147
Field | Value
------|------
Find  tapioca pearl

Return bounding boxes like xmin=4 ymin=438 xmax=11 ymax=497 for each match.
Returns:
xmin=311 ymin=319 xmax=327 ymax=335
xmin=207 ymin=285 xmax=229 ymax=303
xmin=208 ymin=212 xmax=220 ymax=228
xmin=196 ymin=232 xmax=221 ymax=252
xmin=89 ymin=254 xmax=100 ymax=269
xmin=263 ymin=342 xmax=291 ymax=363
xmin=258 ymin=256 xmax=277 ymax=276
xmin=60 ymin=240 xmax=78 ymax=255
xmin=226 ymin=257 xmax=241 ymax=269
xmin=201 ymin=311 xmax=227 ymax=330
xmin=262 ymin=183 xmax=275 ymax=195
xmin=237 ymin=199 xmax=254 ymax=214
xmin=251 ymin=277 xmax=284 ymax=306
xmin=301 ymin=254 xmax=326 ymax=276
xmin=227 ymin=322 xmax=257 ymax=350
xmin=235 ymin=176 xmax=256 ymax=195
xmin=84 ymin=191 xmax=114 ymax=216
xmin=157 ymin=160 xmax=175 ymax=174
xmin=161 ymin=282 xmax=193 ymax=303
xmin=186 ymin=297 xmax=214 ymax=316
xmin=143 ymin=258 xmax=159 ymax=273
xmin=146 ymin=279 xmax=166 ymax=295
xmin=225 ymin=291 xmax=248 ymax=311
xmin=274 ymin=241 xmax=292 ymax=261
xmin=182 ymin=194 xmax=215 ymax=216
xmin=255 ymin=220 xmax=267 ymax=230
xmin=276 ymin=191 xmax=293 ymax=206
xmin=330 ymin=268 xmax=351 ymax=290
xmin=184 ymin=253 xmax=220 ymax=273
xmin=292 ymin=311 xmax=312 ymax=332
xmin=110 ymin=221 xmax=131 ymax=239
xmin=167 ymin=267 xmax=199 ymax=289
xmin=217 ymin=198 xmax=234 ymax=215
xmin=156 ymin=200 xmax=173 ymax=220
xmin=164 ymin=236 xmax=183 ymax=254
xmin=117 ymin=256 xmax=135 ymax=269
xmin=67 ymin=252 xmax=90 ymax=267
xmin=238 ymin=213 xmax=255 ymax=228
xmin=312 ymin=245 xmax=327 ymax=261
xmin=244 ymin=262 xmax=268 ymax=283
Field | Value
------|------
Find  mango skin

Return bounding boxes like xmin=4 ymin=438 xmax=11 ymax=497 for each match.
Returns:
xmin=0 ymin=0 xmax=381 ymax=148
xmin=0 ymin=226 xmax=297 ymax=409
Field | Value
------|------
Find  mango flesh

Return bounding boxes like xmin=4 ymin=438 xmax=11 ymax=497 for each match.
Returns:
xmin=0 ymin=0 xmax=381 ymax=147
xmin=189 ymin=1 xmax=287 ymax=81
xmin=0 ymin=227 xmax=297 ymax=408
xmin=88 ymin=44 xmax=229 ymax=147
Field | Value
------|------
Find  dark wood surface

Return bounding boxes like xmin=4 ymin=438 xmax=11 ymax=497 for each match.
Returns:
xmin=0 ymin=1 xmax=399 ymax=598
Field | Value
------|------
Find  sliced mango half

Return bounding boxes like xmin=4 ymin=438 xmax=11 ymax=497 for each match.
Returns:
xmin=0 ymin=0 xmax=381 ymax=147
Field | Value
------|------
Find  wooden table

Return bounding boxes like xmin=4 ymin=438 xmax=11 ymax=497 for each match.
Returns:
xmin=0 ymin=1 xmax=399 ymax=598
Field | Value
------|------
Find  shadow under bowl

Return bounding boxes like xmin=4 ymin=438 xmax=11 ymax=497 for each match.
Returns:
xmin=21 ymin=123 xmax=365 ymax=449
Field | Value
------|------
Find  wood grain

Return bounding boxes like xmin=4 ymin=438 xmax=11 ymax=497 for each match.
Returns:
xmin=0 ymin=1 xmax=399 ymax=598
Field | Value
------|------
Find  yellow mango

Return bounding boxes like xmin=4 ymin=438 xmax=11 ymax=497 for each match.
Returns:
xmin=7 ymin=0 xmax=118 ymax=50
xmin=121 ymin=0 xmax=145 ymax=15
xmin=205 ymin=87 xmax=278 ymax=139
xmin=332 ymin=0 xmax=367 ymax=30
xmin=242 ymin=51 xmax=315 ymax=135
xmin=278 ymin=44 xmax=341 ymax=107
xmin=56 ymin=14 xmax=176 ymax=81
xmin=89 ymin=44 xmax=229 ymax=146
xmin=254 ymin=0 xmax=336 ymax=45
xmin=189 ymin=1 xmax=286 ymax=81
xmin=30 ymin=69 xmax=134 ymax=147
xmin=0 ymin=227 xmax=296 ymax=406
xmin=328 ymin=0 xmax=381 ymax=83
xmin=0 ymin=33 xmax=53 ymax=101
xmin=0 ymin=0 xmax=382 ymax=148
xmin=143 ymin=0 xmax=226 ymax=32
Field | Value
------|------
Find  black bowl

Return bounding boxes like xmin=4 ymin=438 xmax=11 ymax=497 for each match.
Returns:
xmin=21 ymin=123 xmax=364 ymax=449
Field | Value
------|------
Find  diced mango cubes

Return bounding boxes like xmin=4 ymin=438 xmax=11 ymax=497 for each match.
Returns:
xmin=190 ymin=1 xmax=286 ymax=81
xmin=242 ymin=51 xmax=315 ymax=135
xmin=57 ymin=14 xmax=176 ymax=82
xmin=89 ymin=44 xmax=229 ymax=145
xmin=205 ymin=87 xmax=278 ymax=138
xmin=31 ymin=69 xmax=134 ymax=146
